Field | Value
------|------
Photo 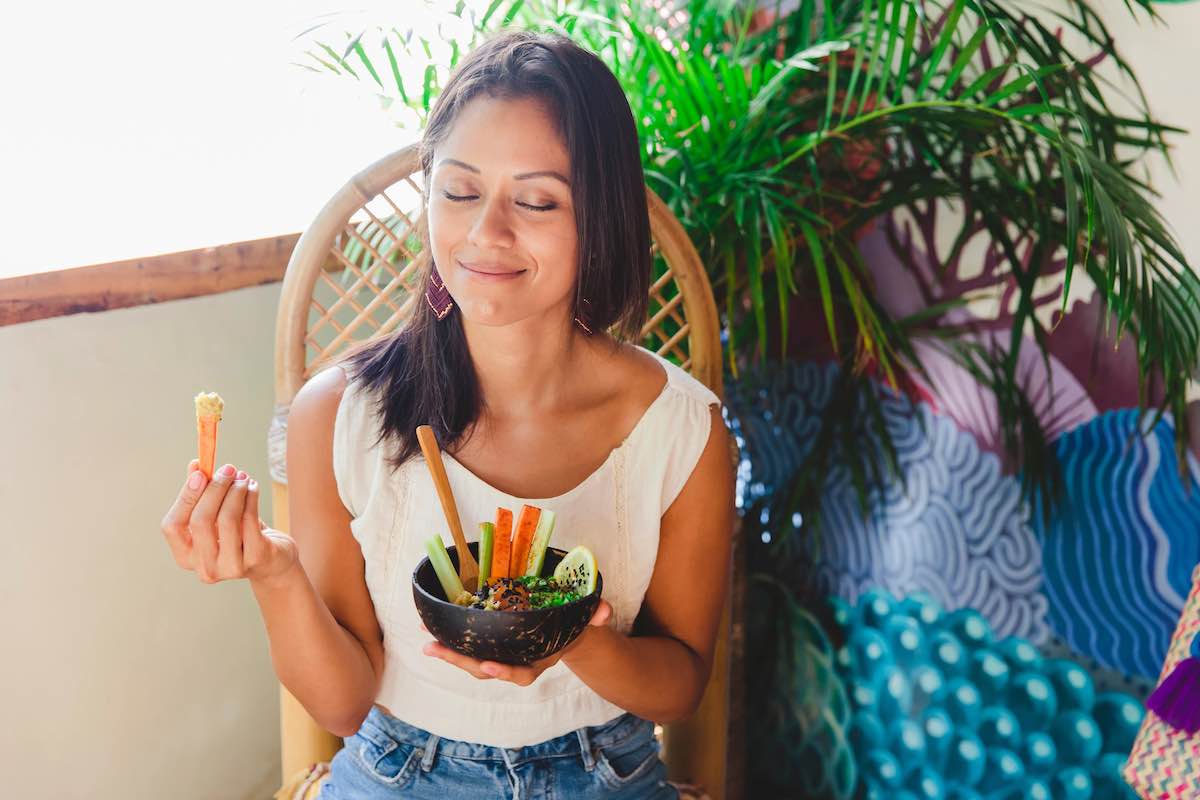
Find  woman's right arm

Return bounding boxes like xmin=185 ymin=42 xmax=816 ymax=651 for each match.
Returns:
xmin=252 ymin=365 xmax=385 ymax=736
xmin=160 ymin=365 xmax=385 ymax=738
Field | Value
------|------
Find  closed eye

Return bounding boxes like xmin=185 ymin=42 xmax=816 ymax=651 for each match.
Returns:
xmin=441 ymin=191 xmax=556 ymax=212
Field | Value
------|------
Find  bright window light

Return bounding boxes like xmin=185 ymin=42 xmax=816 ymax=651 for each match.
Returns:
xmin=1 ymin=1 xmax=479 ymax=278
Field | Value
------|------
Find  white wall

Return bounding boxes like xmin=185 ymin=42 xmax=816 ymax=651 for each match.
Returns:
xmin=0 ymin=284 xmax=282 ymax=799
xmin=1098 ymin=2 xmax=1200 ymax=280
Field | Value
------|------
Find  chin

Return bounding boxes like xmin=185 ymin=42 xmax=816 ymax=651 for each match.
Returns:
xmin=457 ymin=299 xmax=519 ymax=327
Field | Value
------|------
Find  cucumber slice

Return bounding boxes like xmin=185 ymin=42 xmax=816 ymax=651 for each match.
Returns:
xmin=522 ymin=509 xmax=557 ymax=576
xmin=552 ymin=545 xmax=597 ymax=596
xmin=478 ymin=522 xmax=494 ymax=585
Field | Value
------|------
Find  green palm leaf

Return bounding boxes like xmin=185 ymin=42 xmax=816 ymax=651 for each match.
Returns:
xmin=296 ymin=0 xmax=1199 ymax=540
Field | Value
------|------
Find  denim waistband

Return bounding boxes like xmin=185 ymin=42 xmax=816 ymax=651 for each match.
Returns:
xmin=357 ymin=704 xmax=653 ymax=768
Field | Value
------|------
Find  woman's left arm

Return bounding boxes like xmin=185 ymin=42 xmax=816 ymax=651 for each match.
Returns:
xmin=559 ymin=404 xmax=735 ymax=722
xmin=423 ymin=405 xmax=736 ymax=723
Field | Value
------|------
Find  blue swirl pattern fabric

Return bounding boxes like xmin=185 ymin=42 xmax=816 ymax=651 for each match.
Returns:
xmin=729 ymin=361 xmax=1049 ymax=643
xmin=1031 ymin=410 xmax=1200 ymax=679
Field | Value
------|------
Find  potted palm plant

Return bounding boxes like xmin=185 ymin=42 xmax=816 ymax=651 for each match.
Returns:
xmin=298 ymin=0 xmax=1196 ymax=522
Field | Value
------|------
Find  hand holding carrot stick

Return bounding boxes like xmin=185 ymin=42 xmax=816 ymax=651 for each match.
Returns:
xmin=160 ymin=460 xmax=299 ymax=587
xmin=162 ymin=391 xmax=298 ymax=587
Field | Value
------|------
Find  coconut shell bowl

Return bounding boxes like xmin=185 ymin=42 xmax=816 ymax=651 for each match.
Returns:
xmin=412 ymin=542 xmax=604 ymax=666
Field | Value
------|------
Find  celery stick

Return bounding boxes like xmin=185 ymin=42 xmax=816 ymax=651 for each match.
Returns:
xmin=426 ymin=535 xmax=465 ymax=603
xmin=478 ymin=522 xmax=494 ymax=585
xmin=523 ymin=509 xmax=557 ymax=576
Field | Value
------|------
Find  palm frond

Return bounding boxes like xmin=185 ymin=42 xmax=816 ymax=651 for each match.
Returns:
xmin=293 ymin=0 xmax=1200 ymax=539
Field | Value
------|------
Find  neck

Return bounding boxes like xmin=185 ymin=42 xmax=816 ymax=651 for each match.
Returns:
xmin=462 ymin=313 xmax=593 ymax=419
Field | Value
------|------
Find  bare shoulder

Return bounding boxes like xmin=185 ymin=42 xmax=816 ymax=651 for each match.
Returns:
xmin=288 ymin=364 xmax=349 ymax=434
xmin=285 ymin=363 xmax=353 ymax=518
xmin=597 ymin=339 xmax=671 ymax=402
xmin=285 ymin=362 xmax=352 ymax=522
xmin=621 ymin=340 xmax=670 ymax=380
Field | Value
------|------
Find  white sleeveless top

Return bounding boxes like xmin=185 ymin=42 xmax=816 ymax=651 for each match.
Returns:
xmin=330 ymin=346 xmax=721 ymax=748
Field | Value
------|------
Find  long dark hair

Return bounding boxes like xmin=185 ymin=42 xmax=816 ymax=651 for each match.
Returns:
xmin=343 ymin=30 xmax=651 ymax=469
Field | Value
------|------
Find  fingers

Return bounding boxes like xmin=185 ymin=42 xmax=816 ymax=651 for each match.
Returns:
xmin=165 ymin=461 xmax=275 ymax=585
xmin=422 ymin=642 xmax=496 ymax=681
xmin=241 ymin=478 xmax=267 ymax=566
xmin=188 ymin=464 xmax=238 ymax=582
xmin=240 ymin=477 xmax=295 ymax=588
xmin=214 ymin=473 xmax=249 ymax=578
xmin=419 ymin=603 xmax=611 ymax=682
xmin=588 ymin=599 xmax=613 ymax=627
xmin=161 ymin=460 xmax=212 ymax=569
xmin=421 ymin=641 xmax=541 ymax=686
xmin=477 ymin=660 xmax=540 ymax=686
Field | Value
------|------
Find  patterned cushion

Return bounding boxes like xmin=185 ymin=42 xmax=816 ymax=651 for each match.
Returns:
xmin=1123 ymin=563 xmax=1200 ymax=797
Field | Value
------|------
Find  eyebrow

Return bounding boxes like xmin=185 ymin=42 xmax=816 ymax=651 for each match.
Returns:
xmin=436 ymin=158 xmax=571 ymax=187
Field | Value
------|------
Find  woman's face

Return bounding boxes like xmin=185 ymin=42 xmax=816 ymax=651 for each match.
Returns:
xmin=426 ymin=94 xmax=578 ymax=329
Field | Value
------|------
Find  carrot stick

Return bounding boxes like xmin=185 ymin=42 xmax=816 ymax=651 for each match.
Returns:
xmin=193 ymin=391 xmax=224 ymax=480
xmin=510 ymin=504 xmax=542 ymax=578
xmin=490 ymin=507 xmax=514 ymax=579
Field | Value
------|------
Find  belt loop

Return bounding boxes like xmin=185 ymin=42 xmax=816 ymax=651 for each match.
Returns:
xmin=576 ymin=726 xmax=596 ymax=772
xmin=500 ymin=747 xmax=522 ymax=800
xmin=421 ymin=732 xmax=440 ymax=772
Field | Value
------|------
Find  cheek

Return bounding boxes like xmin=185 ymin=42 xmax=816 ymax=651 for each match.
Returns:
xmin=533 ymin=227 xmax=579 ymax=287
xmin=425 ymin=204 xmax=460 ymax=260
xmin=426 ymin=209 xmax=475 ymax=294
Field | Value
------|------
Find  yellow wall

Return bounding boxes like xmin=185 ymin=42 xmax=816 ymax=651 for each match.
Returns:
xmin=0 ymin=284 xmax=282 ymax=799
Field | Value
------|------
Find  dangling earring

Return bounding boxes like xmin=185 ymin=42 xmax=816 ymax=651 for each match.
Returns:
xmin=574 ymin=298 xmax=594 ymax=336
xmin=425 ymin=264 xmax=454 ymax=320
xmin=574 ymin=253 xmax=596 ymax=335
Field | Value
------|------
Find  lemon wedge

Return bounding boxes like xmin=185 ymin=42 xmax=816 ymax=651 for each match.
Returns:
xmin=553 ymin=545 xmax=597 ymax=596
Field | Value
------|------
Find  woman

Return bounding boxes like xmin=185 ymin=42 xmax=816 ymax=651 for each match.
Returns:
xmin=159 ymin=29 xmax=734 ymax=799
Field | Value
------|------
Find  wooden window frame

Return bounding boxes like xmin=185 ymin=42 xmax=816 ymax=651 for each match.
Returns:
xmin=0 ymin=234 xmax=313 ymax=327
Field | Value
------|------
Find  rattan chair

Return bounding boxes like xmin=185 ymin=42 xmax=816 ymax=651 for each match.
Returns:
xmin=267 ymin=143 xmax=743 ymax=799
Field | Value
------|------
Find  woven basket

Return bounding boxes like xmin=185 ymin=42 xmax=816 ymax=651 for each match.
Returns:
xmin=1122 ymin=563 xmax=1200 ymax=798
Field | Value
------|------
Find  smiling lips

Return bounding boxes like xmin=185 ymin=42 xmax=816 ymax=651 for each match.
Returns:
xmin=459 ymin=260 xmax=526 ymax=279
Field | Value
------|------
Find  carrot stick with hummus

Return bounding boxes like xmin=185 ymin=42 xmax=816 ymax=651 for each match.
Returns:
xmin=193 ymin=391 xmax=224 ymax=480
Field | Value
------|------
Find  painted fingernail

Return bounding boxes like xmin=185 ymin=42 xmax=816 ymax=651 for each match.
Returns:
xmin=188 ymin=471 xmax=205 ymax=490
xmin=248 ymin=479 xmax=258 ymax=491
xmin=481 ymin=664 xmax=500 ymax=677
xmin=236 ymin=470 xmax=248 ymax=481
xmin=219 ymin=464 xmax=236 ymax=478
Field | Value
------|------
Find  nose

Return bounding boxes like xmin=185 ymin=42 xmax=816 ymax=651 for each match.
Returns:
xmin=467 ymin=195 xmax=516 ymax=250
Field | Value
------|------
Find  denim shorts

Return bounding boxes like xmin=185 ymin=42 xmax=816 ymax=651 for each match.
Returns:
xmin=318 ymin=705 xmax=680 ymax=799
